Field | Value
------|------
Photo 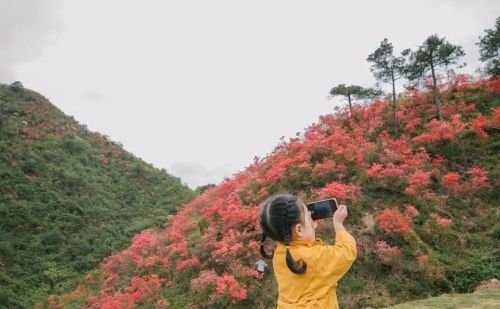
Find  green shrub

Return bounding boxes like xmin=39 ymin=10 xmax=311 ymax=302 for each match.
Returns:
xmin=388 ymin=279 xmax=403 ymax=296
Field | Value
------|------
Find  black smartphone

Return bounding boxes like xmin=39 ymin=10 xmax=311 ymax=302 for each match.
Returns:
xmin=306 ymin=198 xmax=338 ymax=220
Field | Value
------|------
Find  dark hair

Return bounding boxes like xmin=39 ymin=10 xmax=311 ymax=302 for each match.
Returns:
xmin=259 ymin=193 xmax=307 ymax=274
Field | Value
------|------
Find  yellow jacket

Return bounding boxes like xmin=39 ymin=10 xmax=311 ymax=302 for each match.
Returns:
xmin=272 ymin=230 xmax=357 ymax=308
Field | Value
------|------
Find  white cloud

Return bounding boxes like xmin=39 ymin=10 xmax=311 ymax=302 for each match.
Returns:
xmin=9 ymin=0 xmax=499 ymax=189
xmin=168 ymin=161 xmax=237 ymax=189
xmin=0 ymin=0 xmax=62 ymax=81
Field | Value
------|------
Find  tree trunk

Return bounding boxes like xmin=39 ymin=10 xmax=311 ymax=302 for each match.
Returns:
xmin=430 ymin=61 xmax=442 ymax=120
xmin=391 ymin=75 xmax=399 ymax=135
xmin=348 ymin=93 xmax=353 ymax=116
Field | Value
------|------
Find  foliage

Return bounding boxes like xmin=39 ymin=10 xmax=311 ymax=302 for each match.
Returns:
xmin=405 ymin=34 xmax=465 ymax=120
xmin=0 ymin=85 xmax=195 ymax=307
xmin=405 ymin=35 xmax=466 ymax=82
xmin=376 ymin=209 xmax=413 ymax=234
xmin=9 ymin=81 xmax=24 ymax=92
xmin=195 ymin=183 xmax=216 ymax=194
xmin=57 ymin=76 xmax=499 ymax=309
xmin=329 ymin=84 xmax=383 ymax=115
xmin=367 ymin=38 xmax=408 ymax=133
xmin=477 ymin=16 xmax=500 ymax=77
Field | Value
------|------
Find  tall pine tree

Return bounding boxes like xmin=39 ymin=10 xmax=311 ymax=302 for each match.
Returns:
xmin=405 ymin=34 xmax=465 ymax=120
xmin=367 ymin=38 xmax=407 ymax=134
xmin=477 ymin=16 xmax=500 ymax=78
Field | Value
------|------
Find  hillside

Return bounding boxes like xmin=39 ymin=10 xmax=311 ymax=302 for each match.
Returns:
xmin=0 ymin=83 xmax=196 ymax=308
xmin=58 ymin=76 xmax=499 ymax=308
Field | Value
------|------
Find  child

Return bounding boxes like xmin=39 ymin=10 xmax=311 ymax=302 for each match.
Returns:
xmin=259 ymin=193 xmax=357 ymax=308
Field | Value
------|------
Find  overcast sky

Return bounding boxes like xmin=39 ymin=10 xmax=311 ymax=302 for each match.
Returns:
xmin=2 ymin=0 xmax=498 ymax=189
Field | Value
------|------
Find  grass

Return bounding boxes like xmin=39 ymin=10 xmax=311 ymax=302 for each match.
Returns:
xmin=371 ymin=289 xmax=500 ymax=309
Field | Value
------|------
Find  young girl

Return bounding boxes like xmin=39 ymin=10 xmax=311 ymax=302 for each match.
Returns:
xmin=259 ymin=193 xmax=357 ymax=308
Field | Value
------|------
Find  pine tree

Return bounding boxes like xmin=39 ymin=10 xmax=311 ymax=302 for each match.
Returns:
xmin=367 ymin=38 xmax=407 ymax=134
xmin=405 ymin=35 xmax=465 ymax=120
xmin=329 ymin=84 xmax=382 ymax=116
xmin=477 ymin=16 xmax=500 ymax=78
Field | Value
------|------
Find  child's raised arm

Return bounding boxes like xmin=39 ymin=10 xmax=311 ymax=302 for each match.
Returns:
xmin=313 ymin=204 xmax=357 ymax=283
xmin=333 ymin=204 xmax=348 ymax=232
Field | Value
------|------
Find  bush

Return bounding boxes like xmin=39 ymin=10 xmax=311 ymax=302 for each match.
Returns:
xmin=9 ymin=81 xmax=24 ymax=92
xmin=387 ymin=279 xmax=402 ymax=296
xmin=445 ymin=251 xmax=497 ymax=293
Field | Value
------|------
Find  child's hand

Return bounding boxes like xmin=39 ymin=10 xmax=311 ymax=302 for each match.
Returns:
xmin=333 ymin=204 xmax=348 ymax=225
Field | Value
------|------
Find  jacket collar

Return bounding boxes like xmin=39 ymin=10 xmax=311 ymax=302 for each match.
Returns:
xmin=277 ymin=238 xmax=325 ymax=247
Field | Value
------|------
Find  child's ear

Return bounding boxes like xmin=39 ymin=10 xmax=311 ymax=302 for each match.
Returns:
xmin=293 ymin=223 xmax=303 ymax=238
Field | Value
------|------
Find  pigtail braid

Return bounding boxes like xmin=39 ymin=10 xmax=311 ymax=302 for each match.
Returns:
xmin=283 ymin=201 xmax=307 ymax=274
xmin=259 ymin=232 xmax=273 ymax=259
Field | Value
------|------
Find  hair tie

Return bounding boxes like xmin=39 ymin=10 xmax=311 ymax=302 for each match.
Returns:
xmin=260 ymin=232 xmax=267 ymax=246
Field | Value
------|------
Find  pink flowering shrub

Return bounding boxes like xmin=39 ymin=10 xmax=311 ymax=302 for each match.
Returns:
xmin=315 ymin=181 xmax=360 ymax=202
xmin=191 ymin=270 xmax=218 ymax=290
xmin=176 ymin=255 xmax=200 ymax=271
xmin=376 ymin=240 xmax=402 ymax=256
xmin=104 ymin=273 xmax=119 ymax=287
xmin=434 ymin=216 xmax=454 ymax=228
xmin=404 ymin=204 xmax=420 ymax=219
xmin=375 ymin=240 xmax=402 ymax=266
xmin=472 ymin=115 xmax=489 ymax=138
xmin=466 ymin=167 xmax=489 ymax=191
xmin=313 ymin=160 xmax=337 ymax=177
xmin=125 ymin=275 xmax=161 ymax=303
xmin=413 ymin=118 xmax=463 ymax=143
xmin=130 ymin=231 xmax=162 ymax=267
xmin=442 ymin=167 xmax=489 ymax=194
xmin=442 ymin=172 xmax=464 ymax=193
xmin=367 ymin=163 xmax=405 ymax=178
xmin=417 ymin=255 xmax=430 ymax=267
xmin=87 ymin=275 xmax=161 ymax=308
xmin=376 ymin=209 xmax=413 ymax=234
xmin=215 ymin=274 xmax=247 ymax=300
xmin=405 ymin=171 xmax=431 ymax=196
xmin=48 ymin=295 xmax=64 ymax=309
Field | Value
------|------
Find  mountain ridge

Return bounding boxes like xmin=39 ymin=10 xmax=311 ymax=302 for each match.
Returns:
xmin=0 ymin=83 xmax=196 ymax=307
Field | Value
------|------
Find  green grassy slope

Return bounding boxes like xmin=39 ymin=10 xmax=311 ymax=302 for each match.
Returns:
xmin=374 ymin=289 xmax=499 ymax=309
xmin=0 ymin=83 xmax=196 ymax=307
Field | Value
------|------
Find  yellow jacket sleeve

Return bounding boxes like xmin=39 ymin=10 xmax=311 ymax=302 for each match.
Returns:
xmin=315 ymin=230 xmax=357 ymax=285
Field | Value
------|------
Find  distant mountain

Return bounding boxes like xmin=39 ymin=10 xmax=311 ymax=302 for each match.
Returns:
xmin=0 ymin=83 xmax=196 ymax=308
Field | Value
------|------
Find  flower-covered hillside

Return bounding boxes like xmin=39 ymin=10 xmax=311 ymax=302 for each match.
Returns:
xmin=60 ymin=76 xmax=499 ymax=309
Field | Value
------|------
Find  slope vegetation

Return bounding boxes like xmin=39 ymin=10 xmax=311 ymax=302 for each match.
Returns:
xmin=377 ymin=289 xmax=499 ymax=308
xmin=59 ymin=77 xmax=499 ymax=308
xmin=0 ymin=84 xmax=195 ymax=307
